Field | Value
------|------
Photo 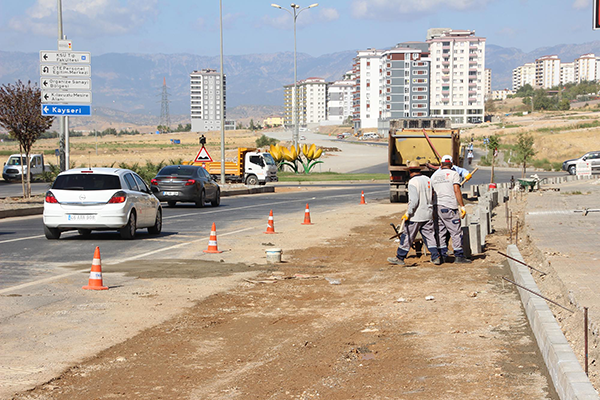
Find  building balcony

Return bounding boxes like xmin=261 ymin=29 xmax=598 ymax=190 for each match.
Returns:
xmin=442 ymin=75 xmax=450 ymax=81
xmin=442 ymin=61 xmax=450 ymax=66
xmin=442 ymin=90 xmax=450 ymax=95
xmin=469 ymin=45 xmax=477 ymax=50
xmin=469 ymin=60 xmax=477 ymax=65
xmin=469 ymin=68 xmax=477 ymax=72
xmin=468 ymin=97 xmax=477 ymax=102
xmin=442 ymin=68 xmax=450 ymax=73
xmin=469 ymin=90 xmax=477 ymax=95
xmin=442 ymin=45 xmax=450 ymax=50
xmin=469 ymin=81 xmax=477 ymax=87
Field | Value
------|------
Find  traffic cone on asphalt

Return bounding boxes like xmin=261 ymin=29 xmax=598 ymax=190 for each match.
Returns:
xmin=265 ymin=210 xmax=276 ymax=234
xmin=360 ymin=191 xmax=366 ymax=205
xmin=204 ymin=223 xmax=223 ymax=253
xmin=301 ymin=203 xmax=313 ymax=225
xmin=83 ymin=246 xmax=108 ymax=290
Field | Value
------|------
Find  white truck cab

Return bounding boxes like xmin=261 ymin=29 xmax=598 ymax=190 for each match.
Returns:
xmin=3 ymin=154 xmax=46 ymax=182
xmin=244 ymin=152 xmax=278 ymax=185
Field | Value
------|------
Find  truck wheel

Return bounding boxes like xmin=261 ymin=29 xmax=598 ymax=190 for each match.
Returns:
xmin=167 ymin=201 xmax=177 ymax=207
xmin=44 ymin=225 xmax=61 ymax=240
xmin=390 ymin=192 xmax=399 ymax=203
xmin=399 ymin=193 xmax=408 ymax=203
xmin=246 ymin=175 xmax=258 ymax=186
xmin=568 ymin=165 xmax=576 ymax=175
xmin=120 ymin=210 xmax=136 ymax=240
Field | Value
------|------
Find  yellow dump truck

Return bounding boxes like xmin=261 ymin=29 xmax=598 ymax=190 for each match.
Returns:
xmin=185 ymin=147 xmax=278 ymax=185
xmin=388 ymin=118 xmax=462 ymax=202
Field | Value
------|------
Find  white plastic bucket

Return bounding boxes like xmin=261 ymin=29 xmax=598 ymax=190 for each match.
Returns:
xmin=265 ymin=248 xmax=282 ymax=263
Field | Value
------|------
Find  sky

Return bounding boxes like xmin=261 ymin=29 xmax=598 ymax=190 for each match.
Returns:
xmin=0 ymin=0 xmax=599 ymax=57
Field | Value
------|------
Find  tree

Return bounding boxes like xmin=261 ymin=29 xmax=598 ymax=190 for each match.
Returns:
xmin=485 ymin=134 xmax=501 ymax=183
xmin=485 ymin=99 xmax=496 ymax=113
xmin=514 ymin=133 xmax=535 ymax=178
xmin=558 ymin=99 xmax=570 ymax=111
xmin=0 ymin=80 xmax=54 ymax=198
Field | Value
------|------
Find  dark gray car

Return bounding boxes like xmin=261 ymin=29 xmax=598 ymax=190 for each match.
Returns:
xmin=151 ymin=165 xmax=220 ymax=207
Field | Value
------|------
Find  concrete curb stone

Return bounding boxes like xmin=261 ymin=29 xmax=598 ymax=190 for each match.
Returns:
xmin=506 ymin=244 xmax=599 ymax=400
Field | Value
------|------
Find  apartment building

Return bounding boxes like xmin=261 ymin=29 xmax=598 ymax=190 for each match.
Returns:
xmin=535 ymin=55 xmax=561 ymax=89
xmin=379 ymin=46 xmax=431 ymax=120
xmin=491 ymin=89 xmax=514 ymax=100
xmin=561 ymin=62 xmax=575 ymax=85
xmin=327 ymin=79 xmax=354 ymax=123
xmin=190 ymin=69 xmax=226 ymax=132
xmin=283 ymin=77 xmax=327 ymax=127
xmin=484 ymin=68 xmax=492 ymax=100
xmin=512 ymin=63 xmax=536 ymax=91
xmin=352 ymin=48 xmax=384 ymax=131
xmin=427 ymin=29 xmax=486 ymax=124
xmin=575 ymin=53 xmax=598 ymax=82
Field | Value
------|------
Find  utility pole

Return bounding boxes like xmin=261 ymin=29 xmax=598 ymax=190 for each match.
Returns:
xmin=160 ymin=77 xmax=171 ymax=132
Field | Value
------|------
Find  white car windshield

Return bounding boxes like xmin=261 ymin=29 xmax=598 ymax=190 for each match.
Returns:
xmin=7 ymin=157 xmax=23 ymax=166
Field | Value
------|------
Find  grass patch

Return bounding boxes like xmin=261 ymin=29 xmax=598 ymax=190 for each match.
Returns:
xmin=278 ymin=172 xmax=388 ymax=182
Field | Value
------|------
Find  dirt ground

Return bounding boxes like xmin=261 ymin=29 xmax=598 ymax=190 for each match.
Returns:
xmin=11 ymin=199 xmax=558 ymax=399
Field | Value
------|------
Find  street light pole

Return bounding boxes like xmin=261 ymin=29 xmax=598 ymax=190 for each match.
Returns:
xmin=271 ymin=3 xmax=318 ymax=149
xmin=219 ymin=0 xmax=226 ymax=185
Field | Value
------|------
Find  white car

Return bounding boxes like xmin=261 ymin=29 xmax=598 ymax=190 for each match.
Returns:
xmin=43 ymin=168 xmax=162 ymax=240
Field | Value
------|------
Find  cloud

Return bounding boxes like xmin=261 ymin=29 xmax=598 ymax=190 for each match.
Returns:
xmin=8 ymin=0 xmax=158 ymax=37
xmin=351 ymin=0 xmax=491 ymax=19
xmin=497 ymin=27 xmax=520 ymax=37
xmin=573 ymin=0 xmax=589 ymax=10
xmin=320 ymin=8 xmax=340 ymax=22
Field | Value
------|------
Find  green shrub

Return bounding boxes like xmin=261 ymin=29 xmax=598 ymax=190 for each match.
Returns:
xmin=255 ymin=135 xmax=278 ymax=147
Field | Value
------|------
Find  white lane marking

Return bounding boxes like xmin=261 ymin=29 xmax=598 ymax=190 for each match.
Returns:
xmin=0 ymin=189 xmax=389 ymax=243
xmin=163 ymin=189 xmax=389 ymax=220
xmin=0 ymin=268 xmax=88 ymax=295
xmin=0 ymin=230 xmax=78 ymax=245
xmin=0 ymin=226 xmax=257 ymax=293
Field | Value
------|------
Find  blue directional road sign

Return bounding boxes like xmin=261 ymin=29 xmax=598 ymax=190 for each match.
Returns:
xmin=41 ymin=104 xmax=91 ymax=116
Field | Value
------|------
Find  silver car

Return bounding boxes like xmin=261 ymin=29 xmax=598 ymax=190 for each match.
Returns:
xmin=43 ymin=168 xmax=162 ymax=240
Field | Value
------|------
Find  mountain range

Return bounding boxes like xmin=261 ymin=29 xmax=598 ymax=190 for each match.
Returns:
xmin=3 ymin=40 xmax=600 ymax=120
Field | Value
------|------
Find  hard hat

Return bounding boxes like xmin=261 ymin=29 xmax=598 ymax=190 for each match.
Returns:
xmin=407 ymin=160 xmax=421 ymax=169
xmin=441 ymin=155 xmax=453 ymax=164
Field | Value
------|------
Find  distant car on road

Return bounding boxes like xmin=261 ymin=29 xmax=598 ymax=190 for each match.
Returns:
xmin=151 ymin=165 xmax=220 ymax=208
xmin=300 ymin=135 xmax=306 ymax=141
xmin=562 ymin=151 xmax=600 ymax=175
xmin=43 ymin=168 xmax=162 ymax=240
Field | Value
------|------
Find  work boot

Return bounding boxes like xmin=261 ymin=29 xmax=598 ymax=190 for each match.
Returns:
xmin=387 ymin=257 xmax=405 ymax=266
xmin=432 ymin=257 xmax=442 ymax=265
xmin=455 ymin=257 xmax=472 ymax=264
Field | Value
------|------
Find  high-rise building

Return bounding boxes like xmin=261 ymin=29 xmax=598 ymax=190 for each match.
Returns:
xmin=484 ymin=68 xmax=492 ymax=100
xmin=283 ymin=77 xmax=327 ymax=127
xmin=512 ymin=63 xmax=536 ymax=91
xmin=427 ymin=29 xmax=486 ymax=124
xmin=327 ymin=78 xmax=354 ymax=124
xmin=190 ymin=69 xmax=226 ymax=132
xmin=379 ymin=46 xmax=431 ymax=120
xmin=574 ymin=54 xmax=598 ymax=83
xmin=352 ymin=48 xmax=384 ymax=131
xmin=535 ymin=55 xmax=561 ymax=89
xmin=561 ymin=62 xmax=575 ymax=85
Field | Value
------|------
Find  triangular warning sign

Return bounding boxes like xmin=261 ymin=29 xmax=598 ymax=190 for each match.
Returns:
xmin=194 ymin=146 xmax=213 ymax=163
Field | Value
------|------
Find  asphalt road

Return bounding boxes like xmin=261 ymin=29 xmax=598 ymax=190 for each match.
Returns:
xmin=0 ymin=181 xmax=50 ymax=198
xmin=0 ymin=183 xmax=389 ymax=291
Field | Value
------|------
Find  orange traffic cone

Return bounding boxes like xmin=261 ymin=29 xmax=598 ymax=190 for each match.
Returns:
xmin=360 ymin=191 xmax=366 ymax=205
xmin=83 ymin=246 xmax=108 ymax=290
xmin=301 ymin=203 xmax=313 ymax=225
xmin=265 ymin=209 xmax=276 ymax=234
xmin=204 ymin=223 xmax=223 ymax=253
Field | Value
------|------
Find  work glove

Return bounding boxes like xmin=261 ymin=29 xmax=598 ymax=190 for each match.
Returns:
xmin=459 ymin=206 xmax=466 ymax=219
xmin=464 ymin=173 xmax=472 ymax=182
xmin=401 ymin=213 xmax=409 ymax=222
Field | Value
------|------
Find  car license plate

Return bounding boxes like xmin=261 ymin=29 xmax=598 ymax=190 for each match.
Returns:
xmin=163 ymin=191 xmax=179 ymax=196
xmin=67 ymin=214 xmax=96 ymax=221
